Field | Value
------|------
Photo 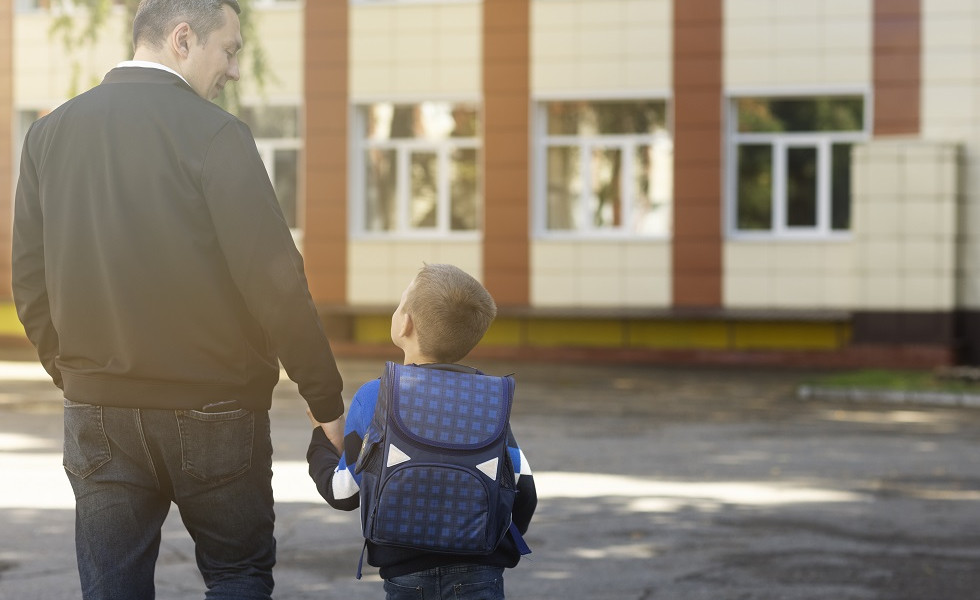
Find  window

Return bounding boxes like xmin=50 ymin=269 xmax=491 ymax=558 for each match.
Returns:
xmin=15 ymin=0 xmax=43 ymax=11
xmin=536 ymin=99 xmax=672 ymax=237
xmin=355 ymin=102 xmax=481 ymax=236
xmin=239 ymin=105 xmax=302 ymax=231
xmin=729 ymin=96 xmax=867 ymax=237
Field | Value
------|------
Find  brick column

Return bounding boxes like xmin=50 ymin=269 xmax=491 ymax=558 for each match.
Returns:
xmin=873 ymin=0 xmax=920 ymax=135
xmin=482 ymin=0 xmax=530 ymax=307
xmin=303 ymin=2 xmax=348 ymax=304
xmin=0 ymin=1 xmax=13 ymax=299
xmin=672 ymin=0 xmax=723 ymax=308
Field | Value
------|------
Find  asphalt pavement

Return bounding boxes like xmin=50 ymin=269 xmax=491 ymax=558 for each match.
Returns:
xmin=1 ymin=355 xmax=980 ymax=599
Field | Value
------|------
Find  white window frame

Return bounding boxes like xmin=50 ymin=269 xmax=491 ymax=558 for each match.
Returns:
xmin=725 ymin=89 xmax=871 ymax=241
xmin=254 ymin=138 xmax=303 ymax=241
xmin=350 ymin=100 xmax=482 ymax=240
xmin=532 ymin=94 xmax=674 ymax=240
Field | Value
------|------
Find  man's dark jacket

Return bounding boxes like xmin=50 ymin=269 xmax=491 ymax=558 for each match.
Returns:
xmin=12 ymin=67 xmax=344 ymax=421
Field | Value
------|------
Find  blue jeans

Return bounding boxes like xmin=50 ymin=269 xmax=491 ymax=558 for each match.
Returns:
xmin=383 ymin=565 xmax=506 ymax=600
xmin=63 ymin=399 xmax=276 ymax=600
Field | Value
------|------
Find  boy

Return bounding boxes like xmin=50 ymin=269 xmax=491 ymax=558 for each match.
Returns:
xmin=307 ymin=263 xmax=536 ymax=599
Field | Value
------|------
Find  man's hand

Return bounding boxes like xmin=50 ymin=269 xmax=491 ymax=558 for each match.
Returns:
xmin=307 ymin=408 xmax=345 ymax=454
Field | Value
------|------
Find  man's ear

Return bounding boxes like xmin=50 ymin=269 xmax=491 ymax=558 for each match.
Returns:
xmin=171 ymin=22 xmax=193 ymax=58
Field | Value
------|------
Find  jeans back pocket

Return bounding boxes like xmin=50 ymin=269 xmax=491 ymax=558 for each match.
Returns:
xmin=63 ymin=399 xmax=112 ymax=479
xmin=176 ymin=408 xmax=254 ymax=484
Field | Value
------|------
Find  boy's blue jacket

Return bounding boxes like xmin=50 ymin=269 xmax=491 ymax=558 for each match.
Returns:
xmin=307 ymin=371 xmax=537 ymax=579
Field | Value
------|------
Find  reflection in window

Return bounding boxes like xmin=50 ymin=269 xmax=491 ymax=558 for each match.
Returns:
xmin=358 ymin=102 xmax=480 ymax=235
xmin=273 ymin=149 xmax=299 ymax=227
xmin=786 ymin=147 xmax=817 ymax=227
xmin=546 ymin=146 xmax=581 ymax=230
xmin=450 ymin=148 xmax=479 ymax=230
xmin=539 ymin=100 xmax=672 ymax=236
xmin=365 ymin=149 xmax=397 ymax=232
xmin=730 ymin=96 xmax=866 ymax=236
xmin=410 ymin=152 xmax=438 ymax=228
xmin=737 ymin=145 xmax=772 ymax=231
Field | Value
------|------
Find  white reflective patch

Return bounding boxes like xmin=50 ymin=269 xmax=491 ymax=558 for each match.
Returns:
xmin=476 ymin=457 xmax=499 ymax=480
xmin=386 ymin=444 xmax=411 ymax=468
xmin=332 ymin=469 xmax=360 ymax=500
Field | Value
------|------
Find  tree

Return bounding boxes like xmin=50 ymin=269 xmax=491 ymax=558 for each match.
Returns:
xmin=48 ymin=0 xmax=268 ymax=112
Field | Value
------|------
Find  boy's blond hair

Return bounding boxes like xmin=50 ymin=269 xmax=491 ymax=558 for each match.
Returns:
xmin=405 ymin=263 xmax=497 ymax=363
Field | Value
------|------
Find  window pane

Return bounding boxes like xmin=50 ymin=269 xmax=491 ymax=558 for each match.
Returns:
xmin=273 ymin=149 xmax=299 ymax=228
xmin=786 ymin=147 xmax=818 ymax=227
xmin=737 ymin=97 xmax=864 ymax=133
xmin=547 ymin=101 xmax=667 ymax=136
xmin=365 ymin=149 xmax=397 ymax=231
xmin=737 ymin=144 xmax=772 ymax=230
xmin=632 ymin=144 xmax=671 ymax=235
xmin=450 ymin=148 xmax=479 ymax=231
xmin=590 ymin=147 xmax=623 ymax=229
xmin=410 ymin=152 xmax=438 ymax=228
xmin=366 ymin=103 xmax=479 ymax=140
xmin=832 ymin=143 xmax=852 ymax=230
xmin=547 ymin=146 xmax=581 ymax=230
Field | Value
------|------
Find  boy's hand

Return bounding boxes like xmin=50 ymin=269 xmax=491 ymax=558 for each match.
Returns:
xmin=307 ymin=408 xmax=345 ymax=453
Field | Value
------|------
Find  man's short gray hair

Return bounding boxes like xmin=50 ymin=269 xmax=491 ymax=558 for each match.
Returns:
xmin=132 ymin=0 xmax=241 ymax=50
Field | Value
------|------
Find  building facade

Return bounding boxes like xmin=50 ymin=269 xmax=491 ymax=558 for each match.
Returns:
xmin=5 ymin=0 xmax=980 ymax=367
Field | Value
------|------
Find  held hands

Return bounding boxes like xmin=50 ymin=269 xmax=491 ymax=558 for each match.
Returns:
xmin=307 ymin=408 xmax=345 ymax=454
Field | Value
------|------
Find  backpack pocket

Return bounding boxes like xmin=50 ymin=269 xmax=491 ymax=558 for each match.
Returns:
xmin=372 ymin=464 xmax=493 ymax=554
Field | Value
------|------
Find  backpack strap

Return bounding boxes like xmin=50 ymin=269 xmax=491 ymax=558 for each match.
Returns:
xmin=509 ymin=522 xmax=532 ymax=556
xmin=355 ymin=539 xmax=368 ymax=580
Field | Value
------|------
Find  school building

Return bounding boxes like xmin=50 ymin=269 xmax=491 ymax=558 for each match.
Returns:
xmin=1 ymin=0 xmax=979 ymax=368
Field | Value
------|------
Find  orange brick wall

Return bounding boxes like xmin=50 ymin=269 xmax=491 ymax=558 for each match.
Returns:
xmin=874 ymin=0 xmax=920 ymax=135
xmin=672 ymin=0 xmax=723 ymax=308
xmin=303 ymin=2 xmax=348 ymax=304
xmin=482 ymin=0 xmax=530 ymax=307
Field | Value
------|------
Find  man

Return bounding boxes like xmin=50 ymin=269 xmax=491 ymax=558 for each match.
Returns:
xmin=12 ymin=1 xmax=344 ymax=598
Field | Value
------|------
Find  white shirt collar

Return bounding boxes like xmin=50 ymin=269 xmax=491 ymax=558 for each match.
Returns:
xmin=116 ymin=60 xmax=190 ymax=87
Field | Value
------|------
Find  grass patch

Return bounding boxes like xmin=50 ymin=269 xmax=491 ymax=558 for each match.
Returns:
xmin=805 ymin=369 xmax=980 ymax=394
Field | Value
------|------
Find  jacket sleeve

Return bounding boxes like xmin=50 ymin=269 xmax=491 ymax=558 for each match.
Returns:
xmin=11 ymin=124 xmax=63 ymax=390
xmin=508 ymin=428 xmax=537 ymax=535
xmin=307 ymin=381 xmax=377 ymax=511
xmin=200 ymin=120 xmax=343 ymax=422
xmin=307 ymin=426 xmax=362 ymax=511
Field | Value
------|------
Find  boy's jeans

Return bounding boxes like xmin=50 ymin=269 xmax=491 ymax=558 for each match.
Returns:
xmin=383 ymin=564 xmax=506 ymax=600
xmin=63 ymin=399 xmax=276 ymax=600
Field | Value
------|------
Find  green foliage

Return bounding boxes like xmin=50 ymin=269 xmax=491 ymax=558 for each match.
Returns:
xmin=805 ymin=369 xmax=980 ymax=394
xmin=47 ymin=0 xmax=269 ymax=112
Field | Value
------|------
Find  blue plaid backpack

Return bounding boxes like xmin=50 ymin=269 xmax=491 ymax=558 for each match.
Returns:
xmin=353 ymin=361 xmax=530 ymax=577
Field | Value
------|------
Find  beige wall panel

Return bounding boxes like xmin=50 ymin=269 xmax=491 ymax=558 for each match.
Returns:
xmin=724 ymin=242 xmax=858 ymax=309
xmin=531 ymin=0 xmax=670 ymax=94
xmin=530 ymin=240 xmax=670 ymax=307
xmin=17 ymin=6 xmax=301 ymax=109
xmin=921 ymin=4 xmax=980 ymax=307
xmin=851 ymin=139 xmax=959 ymax=311
xmin=725 ymin=0 xmax=872 ymax=88
xmin=348 ymin=240 xmax=482 ymax=305
xmin=350 ymin=3 xmax=481 ymax=99
xmin=240 ymin=7 xmax=303 ymax=101
xmin=15 ymin=11 xmax=128 ymax=108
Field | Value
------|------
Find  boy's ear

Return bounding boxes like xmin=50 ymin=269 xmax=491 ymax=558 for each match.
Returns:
xmin=400 ymin=313 xmax=414 ymax=339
